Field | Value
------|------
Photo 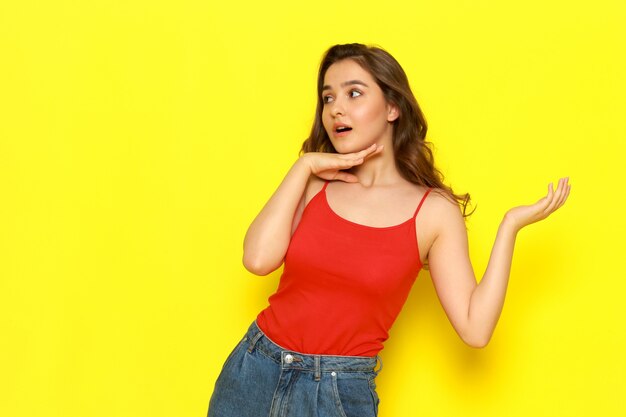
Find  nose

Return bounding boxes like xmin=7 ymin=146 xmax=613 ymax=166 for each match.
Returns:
xmin=329 ymin=97 xmax=345 ymax=117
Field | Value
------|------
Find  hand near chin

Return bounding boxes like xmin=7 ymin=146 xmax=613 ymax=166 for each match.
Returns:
xmin=301 ymin=143 xmax=384 ymax=182
xmin=504 ymin=177 xmax=571 ymax=232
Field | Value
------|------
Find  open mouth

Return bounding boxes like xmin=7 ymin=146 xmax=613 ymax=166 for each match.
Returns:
xmin=335 ymin=127 xmax=353 ymax=134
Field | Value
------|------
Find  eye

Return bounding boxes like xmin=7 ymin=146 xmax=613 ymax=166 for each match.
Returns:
xmin=323 ymin=90 xmax=361 ymax=104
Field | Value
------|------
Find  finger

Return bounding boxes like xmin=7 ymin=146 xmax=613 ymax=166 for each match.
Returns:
xmin=552 ymin=178 xmax=568 ymax=210
xmin=538 ymin=181 xmax=559 ymax=215
xmin=362 ymin=144 xmax=384 ymax=160
xmin=544 ymin=178 xmax=565 ymax=214
xmin=337 ymin=143 xmax=374 ymax=158
xmin=370 ymin=144 xmax=384 ymax=154
xmin=554 ymin=177 xmax=568 ymax=207
xmin=348 ymin=143 xmax=380 ymax=159
xmin=557 ymin=181 xmax=571 ymax=209
xmin=556 ymin=177 xmax=568 ymax=204
xmin=335 ymin=156 xmax=364 ymax=168
xmin=552 ymin=178 xmax=567 ymax=211
xmin=356 ymin=144 xmax=379 ymax=158
xmin=556 ymin=186 xmax=570 ymax=209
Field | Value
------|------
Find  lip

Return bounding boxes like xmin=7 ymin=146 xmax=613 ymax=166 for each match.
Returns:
xmin=333 ymin=122 xmax=352 ymax=131
xmin=332 ymin=122 xmax=353 ymax=137
xmin=333 ymin=129 xmax=352 ymax=138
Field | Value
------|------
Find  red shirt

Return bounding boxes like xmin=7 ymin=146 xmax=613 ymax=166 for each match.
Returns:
xmin=256 ymin=180 xmax=432 ymax=357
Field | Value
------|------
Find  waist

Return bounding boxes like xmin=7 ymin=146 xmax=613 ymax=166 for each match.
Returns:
xmin=245 ymin=320 xmax=382 ymax=373
xmin=255 ymin=297 xmax=395 ymax=356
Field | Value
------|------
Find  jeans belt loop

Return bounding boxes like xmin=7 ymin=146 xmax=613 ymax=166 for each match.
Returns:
xmin=314 ymin=355 xmax=321 ymax=382
xmin=374 ymin=355 xmax=383 ymax=375
xmin=247 ymin=331 xmax=263 ymax=353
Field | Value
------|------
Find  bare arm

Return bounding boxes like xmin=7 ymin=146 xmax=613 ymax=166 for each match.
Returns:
xmin=428 ymin=178 xmax=571 ymax=348
xmin=242 ymin=158 xmax=311 ymax=276
xmin=242 ymin=144 xmax=384 ymax=276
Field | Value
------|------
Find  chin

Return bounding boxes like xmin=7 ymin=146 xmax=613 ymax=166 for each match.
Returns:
xmin=332 ymin=144 xmax=356 ymax=154
xmin=335 ymin=142 xmax=372 ymax=155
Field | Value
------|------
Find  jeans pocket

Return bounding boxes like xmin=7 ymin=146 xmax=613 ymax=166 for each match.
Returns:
xmin=331 ymin=372 xmax=378 ymax=417
xmin=330 ymin=372 xmax=349 ymax=417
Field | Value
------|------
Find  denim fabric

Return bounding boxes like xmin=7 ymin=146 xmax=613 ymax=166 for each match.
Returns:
xmin=207 ymin=320 xmax=382 ymax=417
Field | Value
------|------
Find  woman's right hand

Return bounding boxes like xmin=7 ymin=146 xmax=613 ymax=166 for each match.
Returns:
xmin=242 ymin=143 xmax=382 ymax=275
xmin=300 ymin=143 xmax=384 ymax=182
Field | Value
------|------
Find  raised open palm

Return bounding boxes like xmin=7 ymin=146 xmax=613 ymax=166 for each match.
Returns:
xmin=505 ymin=177 xmax=571 ymax=232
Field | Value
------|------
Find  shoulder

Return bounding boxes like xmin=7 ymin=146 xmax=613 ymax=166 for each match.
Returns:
xmin=291 ymin=176 xmax=325 ymax=233
xmin=424 ymin=188 xmax=466 ymax=232
xmin=424 ymin=188 xmax=463 ymax=213
xmin=414 ymin=188 xmax=467 ymax=264
xmin=304 ymin=176 xmax=327 ymax=206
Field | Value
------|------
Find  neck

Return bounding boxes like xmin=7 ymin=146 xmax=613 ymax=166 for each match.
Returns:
xmin=349 ymin=139 xmax=403 ymax=188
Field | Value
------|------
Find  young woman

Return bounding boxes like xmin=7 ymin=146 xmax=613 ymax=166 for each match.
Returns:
xmin=207 ymin=43 xmax=570 ymax=417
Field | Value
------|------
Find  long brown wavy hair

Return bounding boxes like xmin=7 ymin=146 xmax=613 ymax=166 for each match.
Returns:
xmin=300 ymin=43 xmax=475 ymax=218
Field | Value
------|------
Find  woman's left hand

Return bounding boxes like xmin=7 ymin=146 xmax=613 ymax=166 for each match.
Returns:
xmin=504 ymin=177 xmax=571 ymax=232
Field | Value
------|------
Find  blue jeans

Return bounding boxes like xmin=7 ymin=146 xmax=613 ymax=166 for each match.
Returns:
xmin=207 ymin=320 xmax=382 ymax=417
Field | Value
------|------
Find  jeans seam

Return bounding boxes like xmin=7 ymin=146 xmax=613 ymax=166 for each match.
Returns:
xmin=255 ymin=344 xmax=281 ymax=364
xmin=367 ymin=374 xmax=380 ymax=415
xmin=330 ymin=373 xmax=349 ymax=417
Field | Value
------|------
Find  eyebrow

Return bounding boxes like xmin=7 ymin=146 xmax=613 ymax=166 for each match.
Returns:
xmin=322 ymin=80 xmax=369 ymax=91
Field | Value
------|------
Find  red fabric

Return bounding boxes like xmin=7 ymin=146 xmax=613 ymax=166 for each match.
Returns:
xmin=256 ymin=181 xmax=432 ymax=357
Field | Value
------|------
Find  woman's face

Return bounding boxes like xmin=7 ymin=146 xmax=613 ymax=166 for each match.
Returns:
xmin=321 ymin=59 xmax=398 ymax=154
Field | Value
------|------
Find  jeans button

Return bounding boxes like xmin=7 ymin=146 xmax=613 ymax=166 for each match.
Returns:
xmin=284 ymin=354 xmax=294 ymax=364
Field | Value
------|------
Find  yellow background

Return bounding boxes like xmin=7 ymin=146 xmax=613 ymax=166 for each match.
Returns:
xmin=1 ymin=1 xmax=624 ymax=416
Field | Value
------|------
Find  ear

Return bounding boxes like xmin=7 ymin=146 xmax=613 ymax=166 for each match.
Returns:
xmin=386 ymin=102 xmax=399 ymax=123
